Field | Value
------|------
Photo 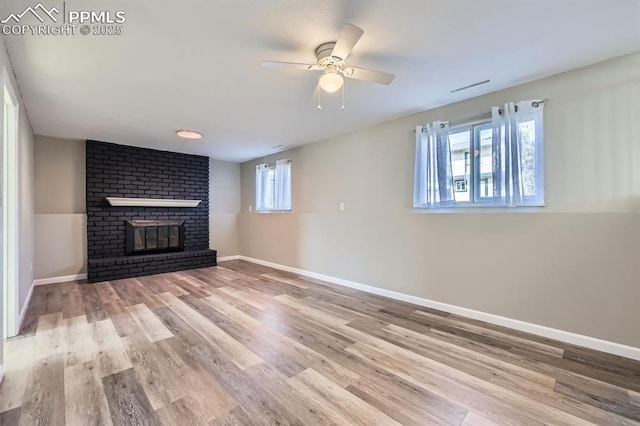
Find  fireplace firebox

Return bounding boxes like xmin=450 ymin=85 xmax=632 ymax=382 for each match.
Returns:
xmin=125 ymin=220 xmax=185 ymax=255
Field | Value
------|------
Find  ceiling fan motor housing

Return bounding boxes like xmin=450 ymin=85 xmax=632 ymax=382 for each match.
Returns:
xmin=315 ymin=42 xmax=345 ymax=71
xmin=261 ymin=24 xmax=394 ymax=88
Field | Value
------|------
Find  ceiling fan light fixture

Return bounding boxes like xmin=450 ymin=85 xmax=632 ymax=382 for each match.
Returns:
xmin=176 ymin=129 xmax=203 ymax=140
xmin=319 ymin=72 xmax=344 ymax=93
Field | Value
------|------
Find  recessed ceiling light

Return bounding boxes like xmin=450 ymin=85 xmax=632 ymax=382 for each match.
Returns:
xmin=176 ymin=129 xmax=203 ymax=139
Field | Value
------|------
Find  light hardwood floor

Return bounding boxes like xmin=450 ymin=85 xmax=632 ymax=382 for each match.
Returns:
xmin=1 ymin=260 xmax=639 ymax=425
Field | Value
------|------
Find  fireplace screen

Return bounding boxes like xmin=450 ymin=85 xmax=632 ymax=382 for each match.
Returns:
xmin=126 ymin=220 xmax=185 ymax=255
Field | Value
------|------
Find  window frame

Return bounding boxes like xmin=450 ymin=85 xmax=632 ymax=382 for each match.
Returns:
xmin=448 ymin=119 xmax=497 ymax=206
xmin=255 ymin=160 xmax=292 ymax=213
xmin=416 ymin=107 xmax=544 ymax=210
xmin=448 ymin=124 xmax=474 ymax=206
xmin=471 ymin=120 xmax=495 ymax=205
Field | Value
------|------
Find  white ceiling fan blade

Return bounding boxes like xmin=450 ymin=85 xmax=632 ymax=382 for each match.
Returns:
xmin=343 ymin=67 xmax=395 ymax=85
xmin=330 ymin=24 xmax=364 ymax=61
xmin=262 ymin=61 xmax=322 ymax=71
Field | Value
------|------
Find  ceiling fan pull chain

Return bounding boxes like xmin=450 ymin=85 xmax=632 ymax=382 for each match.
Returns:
xmin=342 ymin=83 xmax=345 ymax=110
xmin=317 ymin=88 xmax=322 ymax=110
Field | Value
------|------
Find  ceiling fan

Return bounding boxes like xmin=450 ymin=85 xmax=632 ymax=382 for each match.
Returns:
xmin=262 ymin=24 xmax=395 ymax=96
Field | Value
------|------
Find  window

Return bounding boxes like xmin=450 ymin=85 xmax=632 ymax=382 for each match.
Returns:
xmin=256 ymin=159 xmax=291 ymax=211
xmin=413 ymin=99 xmax=544 ymax=208
xmin=449 ymin=121 xmax=493 ymax=204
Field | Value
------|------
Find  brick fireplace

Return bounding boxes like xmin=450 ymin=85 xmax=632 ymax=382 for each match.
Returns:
xmin=86 ymin=140 xmax=217 ymax=282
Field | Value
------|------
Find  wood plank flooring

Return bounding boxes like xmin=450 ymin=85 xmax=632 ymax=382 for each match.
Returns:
xmin=1 ymin=260 xmax=639 ymax=425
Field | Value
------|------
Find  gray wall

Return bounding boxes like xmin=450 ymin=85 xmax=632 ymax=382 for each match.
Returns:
xmin=34 ymin=136 xmax=86 ymax=279
xmin=33 ymin=143 xmax=241 ymax=279
xmin=239 ymin=52 xmax=640 ymax=347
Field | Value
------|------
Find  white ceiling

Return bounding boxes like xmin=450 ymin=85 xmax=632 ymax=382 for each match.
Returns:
xmin=3 ymin=0 xmax=640 ymax=162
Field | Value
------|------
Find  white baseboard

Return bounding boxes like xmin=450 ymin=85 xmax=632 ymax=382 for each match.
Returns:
xmin=237 ymin=255 xmax=640 ymax=361
xmin=33 ymin=273 xmax=88 ymax=286
xmin=217 ymin=255 xmax=240 ymax=262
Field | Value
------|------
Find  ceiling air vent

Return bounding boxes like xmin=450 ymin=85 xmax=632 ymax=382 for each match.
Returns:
xmin=450 ymin=79 xmax=490 ymax=93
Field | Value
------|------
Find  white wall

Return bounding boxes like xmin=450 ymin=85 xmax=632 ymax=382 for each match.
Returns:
xmin=240 ymin=52 xmax=640 ymax=348
xmin=17 ymin=96 xmax=34 ymax=312
xmin=209 ymin=158 xmax=240 ymax=257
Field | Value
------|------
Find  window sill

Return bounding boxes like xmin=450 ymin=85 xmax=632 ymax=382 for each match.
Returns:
xmin=413 ymin=204 xmax=546 ymax=214
xmin=255 ymin=210 xmax=292 ymax=214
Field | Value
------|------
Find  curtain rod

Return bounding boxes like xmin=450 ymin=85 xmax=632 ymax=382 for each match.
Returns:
xmin=499 ymin=98 xmax=548 ymax=115
xmin=416 ymin=99 xmax=548 ymax=131
xmin=449 ymin=112 xmax=491 ymax=127
xmin=414 ymin=112 xmax=490 ymax=132
xmin=532 ymin=98 xmax=548 ymax=107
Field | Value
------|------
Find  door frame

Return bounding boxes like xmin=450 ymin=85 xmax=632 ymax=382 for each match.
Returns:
xmin=1 ymin=66 xmax=20 ymax=339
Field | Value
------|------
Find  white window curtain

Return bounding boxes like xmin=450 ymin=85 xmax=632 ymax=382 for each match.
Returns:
xmin=274 ymin=159 xmax=292 ymax=211
xmin=491 ymin=100 xmax=545 ymax=207
xmin=413 ymin=121 xmax=455 ymax=208
xmin=255 ymin=163 xmax=270 ymax=210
